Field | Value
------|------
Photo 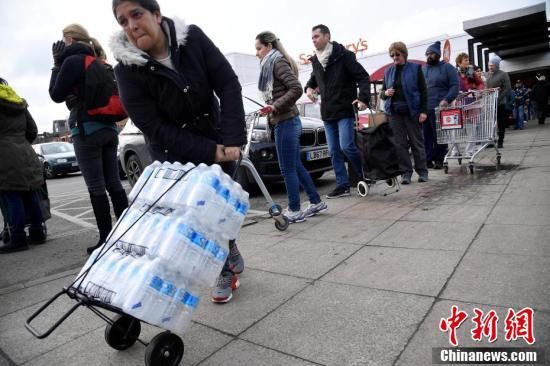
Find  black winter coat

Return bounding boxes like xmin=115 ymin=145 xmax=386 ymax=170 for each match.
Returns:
xmin=111 ymin=17 xmax=246 ymax=165
xmin=0 ymin=94 xmax=43 ymax=191
xmin=305 ymin=41 xmax=371 ymax=121
xmin=49 ymin=43 xmax=99 ymax=129
xmin=532 ymin=80 xmax=550 ymax=106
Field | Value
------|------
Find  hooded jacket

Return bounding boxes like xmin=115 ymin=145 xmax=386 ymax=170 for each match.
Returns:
xmin=0 ymin=87 xmax=43 ymax=191
xmin=305 ymin=41 xmax=371 ymax=121
xmin=110 ymin=17 xmax=246 ymax=165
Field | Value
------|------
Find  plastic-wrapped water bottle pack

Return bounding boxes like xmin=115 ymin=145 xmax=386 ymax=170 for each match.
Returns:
xmin=74 ymin=161 xmax=249 ymax=334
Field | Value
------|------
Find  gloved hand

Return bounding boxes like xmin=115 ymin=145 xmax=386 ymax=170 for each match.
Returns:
xmin=52 ymin=41 xmax=65 ymax=67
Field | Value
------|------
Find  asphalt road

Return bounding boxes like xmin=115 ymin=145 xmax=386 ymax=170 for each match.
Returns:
xmin=45 ymin=170 xmax=339 ymax=228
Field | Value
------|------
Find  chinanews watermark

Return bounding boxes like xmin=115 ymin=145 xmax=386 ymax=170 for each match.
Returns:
xmin=433 ymin=306 xmax=546 ymax=364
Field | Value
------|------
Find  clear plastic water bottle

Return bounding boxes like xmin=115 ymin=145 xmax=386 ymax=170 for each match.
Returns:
xmin=128 ymin=161 xmax=162 ymax=203
xmin=198 ymin=239 xmax=229 ymax=286
xmin=170 ymin=291 xmax=200 ymax=335
xmin=122 ymin=258 xmax=163 ymax=319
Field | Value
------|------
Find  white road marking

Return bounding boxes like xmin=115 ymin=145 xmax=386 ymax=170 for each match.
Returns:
xmin=74 ymin=209 xmax=94 ymax=218
xmin=50 ymin=209 xmax=96 ymax=229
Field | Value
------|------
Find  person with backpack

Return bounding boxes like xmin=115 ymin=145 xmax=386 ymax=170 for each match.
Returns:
xmin=110 ymin=0 xmax=247 ymax=303
xmin=0 ymin=77 xmax=46 ymax=253
xmin=49 ymin=24 xmax=128 ymax=255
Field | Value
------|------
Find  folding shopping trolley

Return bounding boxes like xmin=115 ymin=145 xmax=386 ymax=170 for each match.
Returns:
xmin=436 ymin=88 xmax=501 ymax=174
xmin=239 ymin=109 xmax=289 ymax=231
xmin=355 ymin=109 xmax=402 ymax=197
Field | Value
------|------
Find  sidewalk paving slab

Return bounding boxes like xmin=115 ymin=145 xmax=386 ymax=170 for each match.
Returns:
xmin=241 ymin=281 xmax=434 ymax=366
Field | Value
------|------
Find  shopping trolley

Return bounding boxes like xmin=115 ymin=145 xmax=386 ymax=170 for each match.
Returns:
xmin=238 ymin=109 xmax=289 ymax=231
xmin=436 ymin=88 xmax=501 ymax=174
xmin=355 ymin=108 xmax=401 ymax=197
xmin=25 ymin=167 xmax=200 ymax=366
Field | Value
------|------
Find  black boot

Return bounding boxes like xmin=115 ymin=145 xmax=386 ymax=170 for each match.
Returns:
xmin=0 ymin=232 xmax=28 ymax=254
xmin=109 ymin=190 xmax=129 ymax=219
xmin=87 ymin=194 xmax=112 ymax=254
xmin=29 ymin=223 xmax=47 ymax=245
xmin=1 ymin=224 xmax=10 ymax=243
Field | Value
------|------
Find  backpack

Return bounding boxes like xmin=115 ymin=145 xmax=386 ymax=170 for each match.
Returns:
xmin=82 ymin=55 xmax=127 ymax=123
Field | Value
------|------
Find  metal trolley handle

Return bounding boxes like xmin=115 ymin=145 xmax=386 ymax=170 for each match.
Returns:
xmin=25 ymin=289 xmax=82 ymax=339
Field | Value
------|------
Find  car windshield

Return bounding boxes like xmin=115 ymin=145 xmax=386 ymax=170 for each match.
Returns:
xmin=41 ymin=143 xmax=73 ymax=155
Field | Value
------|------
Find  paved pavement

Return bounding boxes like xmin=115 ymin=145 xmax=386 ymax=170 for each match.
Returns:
xmin=0 ymin=121 xmax=549 ymax=365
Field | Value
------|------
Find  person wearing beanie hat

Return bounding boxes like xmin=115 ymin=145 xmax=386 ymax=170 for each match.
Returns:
xmin=486 ymin=55 xmax=511 ymax=147
xmin=422 ymin=41 xmax=459 ymax=169
xmin=532 ymin=72 xmax=549 ymax=125
xmin=426 ymin=41 xmax=441 ymax=57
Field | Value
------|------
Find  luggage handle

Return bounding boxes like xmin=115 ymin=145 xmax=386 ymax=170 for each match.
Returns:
xmin=25 ymin=289 xmax=82 ymax=339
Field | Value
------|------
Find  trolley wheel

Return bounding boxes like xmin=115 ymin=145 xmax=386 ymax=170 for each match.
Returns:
xmin=458 ymin=158 xmax=462 ymax=165
xmin=443 ymin=165 xmax=449 ymax=174
xmin=269 ymin=204 xmax=283 ymax=217
xmin=357 ymin=181 xmax=369 ymax=197
xmin=386 ymin=179 xmax=395 ymax=187
xmin=104 ymin=314 xmax=141 ymax=351
xmin=496 ymin=155 xmax=501 ymax=167
xmin=274 ymin=216 xmax=289 ymax=231
xmin=469 ymin=164 xmax=474 ymax=174
xmin=145 ymin=331 xmax=184 ymax=366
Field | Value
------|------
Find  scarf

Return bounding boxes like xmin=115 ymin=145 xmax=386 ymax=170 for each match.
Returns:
xmin=314 ymin=42 xmax=333 ymax=70
xmin=0 ymin=84 xmax=24 ymax=105
xmin=258 ymin=49 xmax=283 ymax=102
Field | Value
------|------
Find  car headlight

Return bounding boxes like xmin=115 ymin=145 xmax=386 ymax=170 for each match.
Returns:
xmin=251 ymin=129 xmax=270 ymax=143
xmin=57 ymin=158 xmax=67 ymax=163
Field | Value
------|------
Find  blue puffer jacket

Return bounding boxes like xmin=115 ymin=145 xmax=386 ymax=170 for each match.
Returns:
xmin=422 ymin=61 xmax=459 ymax=110
xmin=383 ymin=62 xmax=422 ymax=117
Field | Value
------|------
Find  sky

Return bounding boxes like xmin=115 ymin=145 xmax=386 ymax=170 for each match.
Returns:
xmin=0 ymin=0 xmax=541 ymax=133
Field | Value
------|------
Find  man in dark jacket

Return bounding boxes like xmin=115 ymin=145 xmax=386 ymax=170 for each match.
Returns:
xmin=422 ymin=41 xmax=459 ymax=168
xmin=532 ymin=73 xmax=549 ymax=125
xmin=305 ymin=24 xmax=370 ymax=198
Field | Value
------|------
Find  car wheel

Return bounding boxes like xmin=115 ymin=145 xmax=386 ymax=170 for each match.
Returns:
xmin=43 ymin=163 xmax=54 ymax=179
xmin=126 ymin=154 xmax=143 ymax=187
xmin=118 ymin=161 xmax=127 ymax=180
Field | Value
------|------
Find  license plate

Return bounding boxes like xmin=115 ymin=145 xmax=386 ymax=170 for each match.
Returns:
xmin=307 ymin=149 xmax=330 ymax=161
xmin=71 ymin=162 xmax=78 ymax=167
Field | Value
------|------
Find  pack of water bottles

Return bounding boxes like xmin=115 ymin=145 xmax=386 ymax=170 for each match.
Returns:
xmin=73 ymin=161 xmax=249 ymax=334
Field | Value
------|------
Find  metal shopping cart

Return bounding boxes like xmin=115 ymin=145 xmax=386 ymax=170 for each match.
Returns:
xmin=436 ymin=88 xmax=501 ymax=174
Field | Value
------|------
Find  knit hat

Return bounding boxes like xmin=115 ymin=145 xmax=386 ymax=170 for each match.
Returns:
xmin=425 ymin=41 xmax=441 ymax=56
xmin=489 ymin=56 xmax=501 ymax=66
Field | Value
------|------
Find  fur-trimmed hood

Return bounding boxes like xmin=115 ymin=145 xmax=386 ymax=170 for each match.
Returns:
xmin=110 ymin=16 xmax=189 ymax=67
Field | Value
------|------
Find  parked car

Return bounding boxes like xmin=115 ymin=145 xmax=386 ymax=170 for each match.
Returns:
xmin=32 ymin=142 xmax=80 ymax=179
xmin=118 ymin=97 xmax=332 ymax=190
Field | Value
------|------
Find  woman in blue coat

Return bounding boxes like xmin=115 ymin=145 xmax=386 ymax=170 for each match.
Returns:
xmin=380 ymin=42 xmax=429 ymax=185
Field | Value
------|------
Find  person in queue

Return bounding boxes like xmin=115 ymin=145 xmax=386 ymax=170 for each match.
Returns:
xmin=255 ymin=31 xmax=327 ymax=223
xmin=110 ymin=0 xmax=247 ymax=303
xmin=379 ymin=42 xmax=429 ymax=184
xmin=49 ymin=24 xmax=129 ymax=255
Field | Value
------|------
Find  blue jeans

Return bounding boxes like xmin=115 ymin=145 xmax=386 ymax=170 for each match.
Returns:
xmin=0 ymin=191 xmax=43 ymax=240
xmin=274 ymin=116 xmax=321 ymax=211
xmin=513 ymin=106 xmax=525 ymax=129
xmin=323 ymin=118 xmax=363 ymax=188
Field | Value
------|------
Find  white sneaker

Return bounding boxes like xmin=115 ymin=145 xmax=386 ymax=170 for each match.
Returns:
xmin=303 ymin=201 xmax=328 ymax=217
xmin=282 ymin=208 xmax=306 ymax=223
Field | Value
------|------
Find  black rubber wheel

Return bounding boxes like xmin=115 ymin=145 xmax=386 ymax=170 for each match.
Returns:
xmin=357 ymin=181 xmax=369 ymax=197
xmin=274 ymin=216 xmax=289 ymax=231
xmin=268 ymin=204 xmax=283 ymax=217
xmin=469 ymin=164 xmax=474 ymax=174
xmin=458 ymin=158 xmax=462 ymax=165
xmin=43 ymin=163 xmax=54 ymax=179
xmin=145 ymin=331 xmax=184 ymax=366
xmin=443 ymin=165 xmax=449 ymax=174
xmin=496 ymin=155 xmax=501 ymax=167
xmin=126 ymin=154 xmax=143 ymax=187
xmin=104 ymin=315 xmax=141 ymax=351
